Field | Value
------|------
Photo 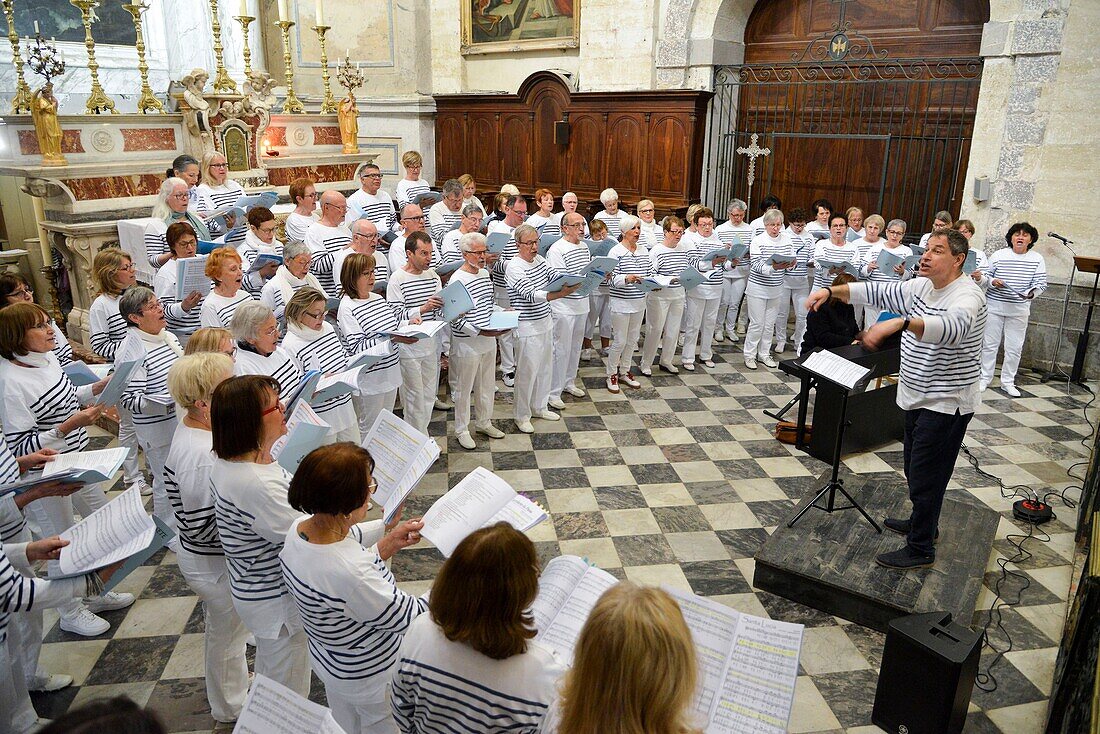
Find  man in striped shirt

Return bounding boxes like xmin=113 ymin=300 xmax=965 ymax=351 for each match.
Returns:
xmin=806 ymin=229 xmax=986 ymax=570
xmin=427 ymin=179 xmax=465 ymax=247
xmin=305 ymin=191 xmax=352 ymax=297
xmin=547 ymin=212 xmax=592 ymax=407
xmin=346 ymin=163 xmax=397 ymax=232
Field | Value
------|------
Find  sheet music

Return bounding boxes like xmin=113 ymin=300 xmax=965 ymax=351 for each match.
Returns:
xmin=533 ymin=561 xmax=618 ymax=665
xmin=271 ymin=401 xmax=328 ymax=459
xmin=56 ymin=485 xmax=154 ymax=576
xmin=361 ymin=409 xmax=438 ymax=511
xmin=420 ymin=466 xmax=515 ymax=557
xmin=346 ymin=341 xmax=392 ymax=370
xmin=93 ymin=359 xmax=140 ymax=407
xmin=665 ymin=588 xmax=740 ymax=723
xmin=41 ymin=447 xmax=129 ymax=481
xmin=530 ymin=556 xmax=589 ymax=634
xmin=378 ymin=321 xmax=447 ymax=340
xmin=233 ymin=674 xmax=345 ymax=734
xmin=800 ymin=349 xmax=871 ymax=390
xmin=485 ymin=495 xmax=546 ymax=532
xmin=709 ymin=615 xmax=802 ymax=734
xmin=176 ymin=257 xmax=212 ymax=301
xmin=486 ymin=310 xmax=519 ymax=330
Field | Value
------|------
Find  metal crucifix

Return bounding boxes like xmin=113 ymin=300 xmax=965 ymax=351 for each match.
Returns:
xmin=736 ymin=133 xmax=771 ymax=213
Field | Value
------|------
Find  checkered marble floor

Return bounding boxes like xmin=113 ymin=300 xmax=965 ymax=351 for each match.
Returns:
xmin=27 ymin=339 xmax=1094 ymax=734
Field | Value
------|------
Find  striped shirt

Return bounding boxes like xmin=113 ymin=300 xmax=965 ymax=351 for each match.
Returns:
xmin=347 ymin=190 xmax=398 ymax=232
xmin=200 ymin=290 xmax=254 ymax=329
xmin=862 ymin=242 xmax=913 ymax=284
xmin=281 ymin=517 xmax=426 ymax=689
xmin=281 ymin=324 xmax=355 ymax=418
xmin=685 ymin=236 xmax=725 ymax=300
xmin=50 ymin=321 xmax=73 ymax=367
xmin=144 ymin=219 xmax=169 ymax=270
xmin=748 ymin=231 xmax=795 ymax=298
xmin=0 ymin=357 xmax=89 ymax=456
xmin=89 ymin=294 xmax=129 ymax=361
xmin=261 ymin=267 xmax=326 ymax=324
xmin=608 ymin=243 xmax=651 ymax=311
xmin=336 ymin=296 xmax=403 ymax=394
xmin=449 ymin=268 xmax=497 ymax=340
xmin=387 ymin=269 xmax=443 ymax=359
xmin=812 ymin=240 xmax=861 ymax=291
xmin=154 ymin=260 xmax=205 ymax=337
xmin=305 ymin=222 xmax=353 ymax=297
xmin=439 ymin=230 xmax=466 ymax=266
xmin=487 ymin=221 xmax=519 ymax=288
xmin=506 ymin=256 xmax=557 ymax=330
xmin=546 ymin=239 xmax=592 ymax=316
xmin=0 ymin=434 xmax=26 ymax=542
xmin=116 ymin=331 xmax=180 ymax=445
xmin=333 ymin=247 xmax=390 ymax=297
xmin=392 ymin=614 xmax=565 ymax=734
xmin=593 ymin=210 xmax=624 ymax=240
xmin=526 ymin=213 xmax=558 ymax=240
xmin=852 ymin=236 xmax=882 ymax=266
xmin=848 ymin=275 xmax=986 ymax=414
xmin=396 ymin=179 xmax=431 ymax=209
xmin=194 ymin=182 xmax=246 ymax=245
xmin=639 ymin=221 xmax=661 ymax=250
xmin=785 ymin=227 xmax=815 ymax=285
xmin=428 ymin=201 xmax=463 ymax=246
xmin=163 ymin=423 xmax=221 ymax=559
xmin=238 ymin=233 xmax=283 ymax=298
xmin=284 ymin=211 xmax=316 ymax=244
xmin=985 ymin=248 xmax=1047 ymax=311
xmin=648 ymin=242 xmax=695 ymax=295
xmin=0 ymin=542 xmax=85 ymax=644
xmin=234 ymin=346 xmax=304 ymax=404
xmin=715 ymin=221 xmax=753 ymax=278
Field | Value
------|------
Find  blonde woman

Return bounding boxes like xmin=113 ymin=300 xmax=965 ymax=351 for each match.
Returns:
xmin=395 ymin=150 xmax=430 ymax=208
xmin=184 ymin=327 xmax=236 ymax=359
xmin=542 ymin=583 xmax=699 ymax=734
xmin=194 ymin=150 xmax=246 ymax=245
xmin=200 ymin=247 xmax=254 ymax=329
xmin=458 ymin=173 xmax=486 ymax=214
xmin=87 ymin=247 xmax=145 ymax=493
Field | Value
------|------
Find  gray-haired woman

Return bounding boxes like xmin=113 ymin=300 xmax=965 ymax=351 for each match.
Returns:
xmin=260 ymin=240 xmax=325 ymax=323
xmin=231 ymin=301 xmax=304 ymax=403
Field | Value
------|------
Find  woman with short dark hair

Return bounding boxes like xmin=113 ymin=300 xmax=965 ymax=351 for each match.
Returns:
xmin=0 ymin=273 xmax=72 ymax=366
xmin=280 ymin=443 xmax=425 ymax=734
xmin=210 ymin=375 xmax=311 ymax=696
xmin=241 ymin=206 xmax=283 ymax=297
xmin=391 ymin=523 xmax=565 ymax=733
xmin=152 ymin=221 xmax=205 ymax=344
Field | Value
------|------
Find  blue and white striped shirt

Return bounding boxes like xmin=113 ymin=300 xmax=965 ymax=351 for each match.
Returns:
xmin=985 ymin=248 xmax=1047 ymax=312
xmin=785 ymin=227 xmax=815 ymax=286
xmin=812 ymin=240 xmax=861 ymax=291
xmin=164 ymin=423 xmax=221 ymax=559
xmin=89 ymin=294 xmax=129 ymax=361
xmin=608 ymin=243 xmax=651 ymax=309
xmin=306 ymin=223 xmax=353 ymax=297
xmin=506 ymin=256 xmax=557 ymax=328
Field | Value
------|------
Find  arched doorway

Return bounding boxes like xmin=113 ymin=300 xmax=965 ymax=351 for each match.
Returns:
xmin=702 ymin=0 xmax=989 ymax=236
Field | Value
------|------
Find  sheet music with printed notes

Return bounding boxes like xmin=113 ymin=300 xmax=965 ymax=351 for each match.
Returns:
xmin=176 ymin=257 xmax=212 ymax=301
xmin=800 ymin=349 xmax=872 ymax=390
xmin=54 ymin=485 xmax=154 ymax=577
xmin=361 ymin=409 xmax=440 ymax=523
xmin=419 ymin=466 xmax=531 ymax=556
xmin=530 ymin=555 xmax=618 ymax=666
xmin=233 ymin=674 xmax=345 ymax=734
xmin=664 ymin=588 xmax=741 ymax=723
xmin=41 ymin=447 xmax=130 ymax=484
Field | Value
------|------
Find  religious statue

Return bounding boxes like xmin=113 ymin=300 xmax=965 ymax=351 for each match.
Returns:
xmin=181 ymin=69 xmax=211 ymax=113
xmin=30 ymin=82 xmax=65 ymax=166
xmin=339 ymin=94 xmax=359 ymax=154
xmin=179 ymin=68 xmax=214 ymax=157
xmin=243 ymin=71 xmax=277 ymax=114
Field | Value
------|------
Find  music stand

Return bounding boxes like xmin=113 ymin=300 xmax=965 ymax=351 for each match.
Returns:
xmin=787 ymin=358 xmax=883 ymax=532
xmin=1069 ymin=256 xmax=1100 ymax=384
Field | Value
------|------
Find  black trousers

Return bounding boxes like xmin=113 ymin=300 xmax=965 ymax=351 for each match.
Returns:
xmin=902 ymin=407 xmax=973 ymax=556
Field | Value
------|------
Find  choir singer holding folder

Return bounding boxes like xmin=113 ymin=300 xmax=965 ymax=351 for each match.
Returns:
xmin=805 ymin=228 xmax=985 ymax=570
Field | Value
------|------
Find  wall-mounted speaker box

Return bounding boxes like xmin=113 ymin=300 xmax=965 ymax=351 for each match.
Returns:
xmin=872 ymin=612 xmax=982 ymax=734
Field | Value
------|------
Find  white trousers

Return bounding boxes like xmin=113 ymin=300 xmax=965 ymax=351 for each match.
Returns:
xmin=6 ymin=526 xmax=40 ymax=689
xmin=744 ymin=295 xmax=782 ymax=359
xmin=325 ymin=422 xmax=362 ymax=445
xmin=399 ymin=354 xmax=441 ymax=435
xmin=24 ymin=483 xmax=108 ymax=617
xmin=585 ymin=292 xmax=613 ymax=341
xmin=550 ymin=312 xmax=587 ymax=399
xmin=608 ymin=310 xmax=645 ymax=376
xmin=176 ymin=551 xmax=250 ymax=722
xmin=138 ymin=437 xmax=172 ymax=532
xmin=981 ymin=309 xmax=1029 ymax=386
xmin=641 ymin=293 xmax=685 ymax=368
xmin=353 ymin=390 xmax=398 ymax=437
xmin=253 ymin=627 xmax=312 ymax=698
xmin=682 ymin=295 xmax=721 ymax=365
xmin=0 ymin=642 xmax=36 ymax=734
xmin=774 ymin=285 xmax=809 ymax=352
xmin=495 ymin=288 xmax=516 ymax=375
xmin=514 ymin=328 xmax=553 ymax=423
xmin=451 ymin=346 xmax=496 ymax=435
xmin=317 ymin=668 xmax=400 ymax=734
xmin=718 ymin=277 xmax=748 ymax=334
xmin=115 ymin=404 xmax=143 ymax=485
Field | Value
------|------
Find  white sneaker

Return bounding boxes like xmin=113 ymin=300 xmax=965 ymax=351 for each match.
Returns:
xmin=713 ymin=330 xmax=724 ymax=342
xmin=59 ymin=606 xmax=110 ymax=637
xmin=547 ymin=397 xmax=567 ymax=410
xmin=581 ymin=348 xmax=596 ymax=361
xmin=773 ymin=342 xmax=786 ymax=353
xmin=978 ymin=380 xmax=989 ymax=392
xmin=534 ymin=410 xmax=560 ymax=421
xmin=434 ymin=398 xmax=453 ymax=410
xmin=564 ymin=384 xmax=586 ymax=398
xmin=745 ymin=357 xmax=758 ymax=370
xmin=456 ymin=432 xmax=476 ymax=450
xmin=760 ymin=355 xmax=779 ymax=369
xmin=28 ymin=672 xmax=73 ymax=692
xmin=600 ymin=347 xmax=610 ymax=357
xmin=702 ymin=360 xmax=716 ymax=369
xmin=501 ymin=372 xmax=515 ymax=387
xmin=681 ymin=362 xmax=695 ymax=372
xmin=606 ymin=375 xmax=620 ymax=393
xmin=515 ymin=420 xmax=534 ymax=434
xmin=1002 ymin=383 xmax=1021 ymax=397
xmin=619 ymin=372 xmax=641 ymax=388
xmin=474 ymin=422 xmax=505 ymax=439
xmin=727 ymin=330 xmax=740 ymax=343
xmin=639 ymin=366 xmax=653 ymax=377
xmin=677 ymin=334 xmax=685 ymax=347
xmin=129 ymin=478 xmax=152 ymax=497
xmin=85 ymin=591 xmax=135 ymax=613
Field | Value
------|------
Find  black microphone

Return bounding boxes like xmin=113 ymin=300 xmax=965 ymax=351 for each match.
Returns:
xmin=1048 ymin=232 xmax=1072 ymax=244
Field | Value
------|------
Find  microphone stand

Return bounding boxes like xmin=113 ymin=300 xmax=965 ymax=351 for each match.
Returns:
xmin=1042 ymin=236 xmax=1076 ymax=383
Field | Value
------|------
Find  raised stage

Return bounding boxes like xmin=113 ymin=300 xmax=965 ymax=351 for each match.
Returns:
xmin=753 ymin=471 xmax=999 ymax=633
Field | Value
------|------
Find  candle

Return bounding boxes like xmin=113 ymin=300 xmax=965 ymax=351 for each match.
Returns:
xmin=239 ymin=0 xmax=247 ymax=16
xmin=277 ymin=0 xmax=288 ymax=21
xmin=33 ymin=21 xmax=39 ymax=35
xmin=315 ymin=0 xmax=324 ymax=26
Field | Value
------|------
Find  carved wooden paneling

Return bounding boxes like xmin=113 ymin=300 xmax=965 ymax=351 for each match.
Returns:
xmin=433 ymin=71 xmax=711 ymax=212
xmin=435 ymin=115 xmax=466 ymax=181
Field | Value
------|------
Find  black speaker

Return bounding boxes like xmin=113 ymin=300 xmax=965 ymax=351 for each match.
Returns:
xmin=554 ymin=121 xmax=570 ymax=145
xmin=872 ymin=612 xmax=982 ymax=734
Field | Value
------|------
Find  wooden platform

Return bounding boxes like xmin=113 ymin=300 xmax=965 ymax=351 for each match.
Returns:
xmin=753 ymin=471 xmax=999 ymax=633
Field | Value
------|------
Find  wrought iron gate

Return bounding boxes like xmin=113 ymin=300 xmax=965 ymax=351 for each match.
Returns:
xmin=702 ymin=56 xmax=984 ymax=241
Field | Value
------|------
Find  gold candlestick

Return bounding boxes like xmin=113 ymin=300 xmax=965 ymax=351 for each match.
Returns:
xmin=312 ymin=25 xmax=337 ymax=114
xmin=70 ymin=0 xmax=117 ymax=114
xmin=209 ymin=0 xmax=236 ymax=92
xmin=121 ymin=2 xmax=163 ymax=113
xmin=275 ymin=19 xmax=304 ymax=114
xmin=1 ymin=0 xmax=32 ymax=113
xmin=234 ymin=15 xmax=255 ymax=77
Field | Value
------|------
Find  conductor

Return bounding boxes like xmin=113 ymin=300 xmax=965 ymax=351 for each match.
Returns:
xmin=805 ymin=229 xmax=986 ymax=569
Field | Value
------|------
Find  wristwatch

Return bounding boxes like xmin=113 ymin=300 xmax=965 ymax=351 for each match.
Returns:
xmin=901 ymin=317 xmax=911 ymax=333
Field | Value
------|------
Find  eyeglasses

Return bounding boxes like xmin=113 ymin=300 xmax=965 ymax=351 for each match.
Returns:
xmin=221 ymin=347 xmax=237 ymax=358
xmin=465 ymin=248 xmax=488 ymax=256
xmin=141 ymin=300 xmax=165 ymax=314
xmin=10 ymin=287 xmax=32 ymax=297
xmin=668 ymin=229 xmax=685 ymax=235
xmin=261 ymin=400 xmax=286 ymax=417
xmin=402 ymin=215 xmax=426 ymax=222
xmin=361 ymin=173 xmax=383 ymax=180
xmin=303 ymin=309 xmax=326 ymax=321
xmin=638 ymin=208 xmax=654 ymax=214
xmin=324 ymin=203 xmax=348 ymax=212
xmin=303 ymin=191 xmax=318 ymax=198
xmin=170 ymin=193 xmax=189 ymax=200
xmin=258 ymin=225 xmax=278 ymax=235
xmin=353 ymin=232 xmax=380 ymax=241
xmin=210 ymin=163 xmax=228 ymax=169
xmin=118 ymin=263 xmax=136 ymax=272
xmin=366 ymin=479 xmax=378 ymax=495
xmin=517 ymin=239 xmax=538 ymax=247
xmin=562 ymin=222 xmax=583 ymax=229
xmin=886 ymin=229 xmax=905 ymax=236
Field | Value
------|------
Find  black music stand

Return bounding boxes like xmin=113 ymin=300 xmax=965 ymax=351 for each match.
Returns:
xmin=1070 ymin=256 xmax=1100 ymax=384
xmin=787 ymin=361 xmax=883 ymax=532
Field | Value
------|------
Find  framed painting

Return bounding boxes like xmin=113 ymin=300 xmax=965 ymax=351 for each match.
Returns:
xmin=461 ymin=0 xmax=580 ymax=56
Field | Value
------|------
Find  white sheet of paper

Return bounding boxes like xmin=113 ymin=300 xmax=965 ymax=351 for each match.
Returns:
xmin=56 ymin=485 xmax=154 ymax=576
xmin=485 ymin=495 xmax=546 ymax=532
xmin=41 ymin=447 xmax=130 ymax=483
xmin=233 ymin=674 xmax=346 ymax=734
xmin=665 ymin=587 xmax=740 ymax=723
xmin=93 ymin=359 xmax=140 ymax=407
xmin=176 ymin=257 xmax=212 ymax=301
xmin=271 ymin=401 xmax=329 ymax=459
xmin=531 ymin=556 xmax=618 ymax=665
xmin=800 ymin=349 xmax=871 ymax=390
xmin=378 ymin=320 xmax=447 ymax=340
xmin=419 ymin=466 xmax=516 ymax=557
xmin=361 ymin=409 xmax=439 ymax=518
